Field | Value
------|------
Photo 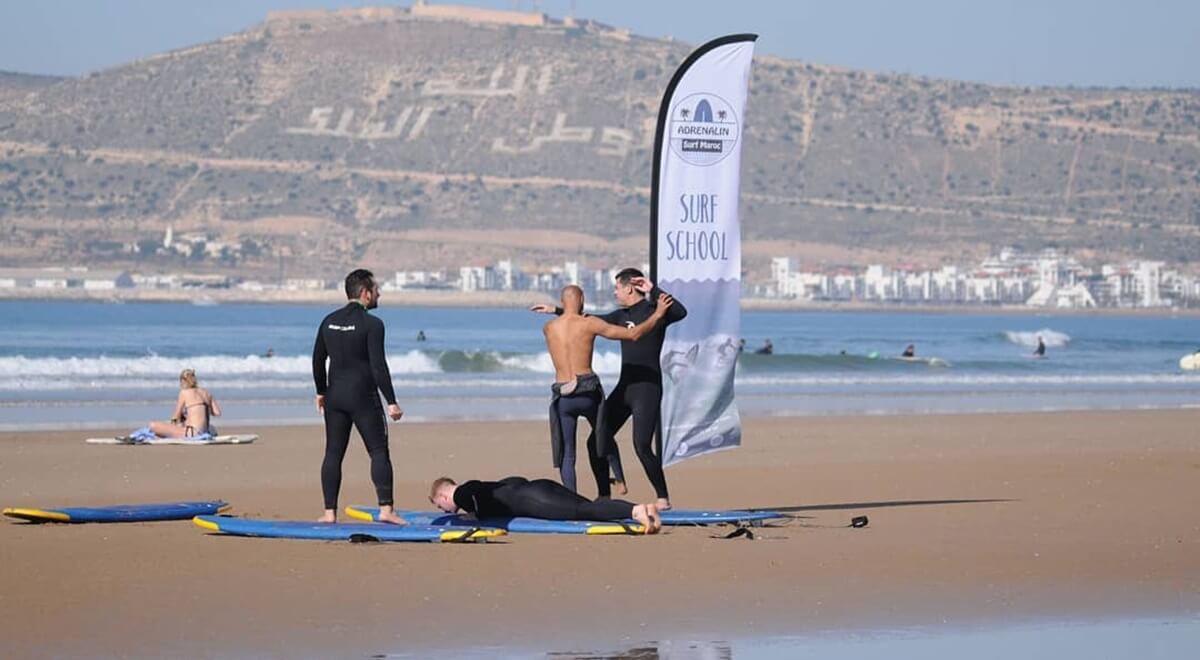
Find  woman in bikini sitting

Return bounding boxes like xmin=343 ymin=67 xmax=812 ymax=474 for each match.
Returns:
xmin=148 ymin=368 xmax=222 ymax=438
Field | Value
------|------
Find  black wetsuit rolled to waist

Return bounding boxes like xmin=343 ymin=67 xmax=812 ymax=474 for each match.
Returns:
xmin=548 ymin=372 xmax=616 ymax=494
xmin=454 ymin=477 xmax=635 ymax=521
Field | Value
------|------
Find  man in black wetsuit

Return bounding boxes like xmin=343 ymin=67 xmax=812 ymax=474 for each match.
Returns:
xmin=532 ymin=268 xmax=687 ymax=509
xmin=312 ymin=269 xmax=404 ymax=524
xmin=428 ymin=476 xmax=662 ymax=533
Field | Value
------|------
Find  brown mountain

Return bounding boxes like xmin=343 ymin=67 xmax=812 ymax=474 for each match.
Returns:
xmin=1 ymin=3 xmax=1198 ymax=279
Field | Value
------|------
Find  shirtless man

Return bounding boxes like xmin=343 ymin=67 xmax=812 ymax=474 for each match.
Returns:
xmin=543 ymin=285 xmax=672 ymax=495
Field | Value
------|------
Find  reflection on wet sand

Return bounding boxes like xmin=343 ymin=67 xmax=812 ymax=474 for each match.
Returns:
xmin=547 ymin=640 xmax=732 ymax=659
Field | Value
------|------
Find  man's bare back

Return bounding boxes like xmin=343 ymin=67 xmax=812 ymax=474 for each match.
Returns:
xmin=543 ymin=285 xmax=672 ymax=386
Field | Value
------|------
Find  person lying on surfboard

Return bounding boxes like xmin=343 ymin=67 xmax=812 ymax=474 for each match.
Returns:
xmin=148 ymin=369 xmax=221 ymax=438
xmin=428 ymin=476 xmax=662 ymax=534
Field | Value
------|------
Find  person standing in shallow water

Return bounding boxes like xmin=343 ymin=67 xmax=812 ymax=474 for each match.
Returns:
xmin=312 ymin=269 xmax=404 ymax=524
xmin=1034 ymin=335 xmax=1047 ymax=358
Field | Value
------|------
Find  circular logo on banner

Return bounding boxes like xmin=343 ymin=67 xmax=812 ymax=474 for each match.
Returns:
xmin=668 ymin=92 xmax=740 ymax=167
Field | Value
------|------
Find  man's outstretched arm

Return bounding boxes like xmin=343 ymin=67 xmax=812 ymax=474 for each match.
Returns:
xmin=591 ymin=294 xmax=673 ymax=341
xmin=529 ymin=302 xmax=623 ymax=325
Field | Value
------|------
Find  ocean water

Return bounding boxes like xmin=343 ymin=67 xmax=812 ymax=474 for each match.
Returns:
xmin=373 ymin=616 xmax=1200 ymax=659
xmin=0 ymin=301 xmax=1197 ymax=431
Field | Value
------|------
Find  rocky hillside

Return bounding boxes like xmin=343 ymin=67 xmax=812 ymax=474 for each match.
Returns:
xmin=1 ymin=4 xmax=1197 ymax=277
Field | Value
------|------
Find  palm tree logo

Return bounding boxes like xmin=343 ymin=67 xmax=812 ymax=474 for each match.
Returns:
xmin=680 ymin=107 xmax=691 ymax=119
xmin=717 ymin=109 xmax=728 ymax=121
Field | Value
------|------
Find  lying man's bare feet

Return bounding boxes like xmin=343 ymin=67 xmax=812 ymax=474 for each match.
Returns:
xmin=631 ymin=504 xmax=659 ymax=534
xmin=376 ymin=505 xmax=407 ymax=525
xmin=646 ymin=503 xmax=663 ymax=533
xmin=611 ymin=478 xmax=628 ymax=496
xmin=317 ymin=510 xmax=337 ymax=523
xmin=655 ymin=497 xmax=672 ymax=511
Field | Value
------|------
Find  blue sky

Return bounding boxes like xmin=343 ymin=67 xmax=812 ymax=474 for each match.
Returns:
xmin=0 ymin=1 xmax=1196 ymax=88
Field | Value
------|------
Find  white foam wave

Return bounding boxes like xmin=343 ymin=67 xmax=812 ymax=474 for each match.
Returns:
xmin=0 ymin=376 xmax=542 ymax=392
xmin=0 ymin=350 xmax=444 ymax=380
xmin=497 ymin=351 xmax=622 ymax=375
xmin=4 ymin=370 xmax=1197 ymax=393
xmin=1004 ymin=329 xmax=1071 ymax=348
xmin=735 ymin=373 xmax=1200 ymax=387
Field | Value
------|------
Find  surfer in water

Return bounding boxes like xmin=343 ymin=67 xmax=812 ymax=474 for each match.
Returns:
xmin=755 ymin=339 xmax=774 ymax=355
xmin=543 ymin=285 xmax=673 ymax=495
xmin=1033 ymin=335 xmax=1046 ymax=358
xmin=148 ymin=368 xmax=221 ymax=438
xmin=429 ymin=476 xmax=662 ymax=533
xmin=901 ymin=344 xmax=916 ymax=358
xmin=312 ymin=269 xmax=404 ymax=525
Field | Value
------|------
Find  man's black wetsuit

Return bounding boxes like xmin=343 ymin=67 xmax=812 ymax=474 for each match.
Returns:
xmin=312 ymin=302 xmax=397 ymax=510
xmin=454 ymin=477 xmax=637 ymax=521
xmin=549 ymin=373 xmax=611 ymax=495
xmin=594 ymin=287 xmax=687 ymax=499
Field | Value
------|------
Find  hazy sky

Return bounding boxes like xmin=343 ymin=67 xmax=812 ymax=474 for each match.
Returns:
xmin=0 ymin=0 xmax=1196 ymax=88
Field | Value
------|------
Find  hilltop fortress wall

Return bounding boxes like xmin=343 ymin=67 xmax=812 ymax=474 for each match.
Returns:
xmin=262 ymin=3 xmax=633 ymax=39
xmin=266 ymin=3 xmax=546 ymax=30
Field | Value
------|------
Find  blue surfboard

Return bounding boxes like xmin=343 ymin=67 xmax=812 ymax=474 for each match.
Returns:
xmin=349 ymin=506 xmax=782 ymax=528
xmin=345 ymin=506 xmax=646 ymax=535
xmin=3 ymin=500 xmax=229 ymax=523
xmin=659 ymin=509 xmax=784 ymax=525
xmin=193 ymin=515 xmax=504 ymax=543
xmin=347 ymin=506 xmax=786 ymax=532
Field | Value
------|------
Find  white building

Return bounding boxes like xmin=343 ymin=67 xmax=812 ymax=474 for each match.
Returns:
xmin=81 ymin=270 xmax=135 ymax=290
xmin=1133 ymin=261 xmax=1165 ymax=307
xmin=393 ymin=270 xmax=448 ymax=290
xmin=458 ymin=266 xmax=496 ymax=292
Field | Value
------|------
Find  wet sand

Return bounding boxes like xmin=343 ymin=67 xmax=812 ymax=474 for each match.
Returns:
xmin=1 ymin=410 xmax=1198 ymax=657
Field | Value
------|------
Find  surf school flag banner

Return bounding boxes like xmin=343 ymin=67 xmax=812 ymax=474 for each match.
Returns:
xmin=650 ymin=34 xmax=756 ymax=466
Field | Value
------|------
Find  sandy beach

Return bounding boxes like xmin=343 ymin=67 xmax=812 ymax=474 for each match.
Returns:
xmin=2 ymin=410 xmax=1198 ymax=657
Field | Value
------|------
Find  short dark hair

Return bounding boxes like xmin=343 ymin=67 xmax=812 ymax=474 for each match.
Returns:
xmin=344 ymin=269 xmax=376 ymax=299
xmin=614 ymin=268 xmax=644 ymax=285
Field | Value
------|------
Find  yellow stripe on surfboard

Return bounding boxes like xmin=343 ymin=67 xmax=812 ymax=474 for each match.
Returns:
xmin=343 ymin=506 xmax=375 ymax=522
xmin=2 ymin=507 xmax=72 ymax=522
xmin=585 ymin=524 xmax=646 ymax=535
xmin=192 ymin=516 xmax=221 ymax=531
xmin=439 ymin=528 xmax=506 ymax=542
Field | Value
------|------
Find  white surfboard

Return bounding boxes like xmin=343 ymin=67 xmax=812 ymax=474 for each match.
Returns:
xmin=897 ymin=356 xmax=949 ymax=367
xmin=85 ymin=434 xmax=258 ymax=446
xmin=1181 ymin=353 xmax=1200 ymax=371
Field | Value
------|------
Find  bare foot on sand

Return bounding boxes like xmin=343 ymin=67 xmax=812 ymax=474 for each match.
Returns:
xmin=377 ymin=506 xmax=407 ymax=526
xmin=647 ymin=503 xmax=662 ymax=532
xmin=611 ymin=478 xmax=628 ymax=496
xmin=656 ymin=498 xmax=672 ymax=511
xmin=631 ymin=504 xmax=659 ymax=534
xmin=317 ymin=510 xmax=337 ymax=523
